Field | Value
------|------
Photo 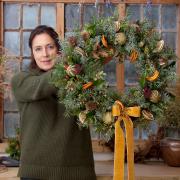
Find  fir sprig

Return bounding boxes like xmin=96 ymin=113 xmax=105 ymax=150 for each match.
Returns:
xmin=51 ymin=15 xmax=177 ymax=136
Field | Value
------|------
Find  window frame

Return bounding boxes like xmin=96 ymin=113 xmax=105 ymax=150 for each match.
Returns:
xmin=0 ymin=0 xmax=180 ymax=140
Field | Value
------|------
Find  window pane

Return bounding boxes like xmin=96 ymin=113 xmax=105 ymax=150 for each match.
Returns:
xmin=102 ymin=4 xmax=116 ymax=17
xmin=3 ymin=58 xmax=20 ymax=82
xmin=162 ymin=5 xmax=177 ymax=30
xmin=64 ymin=32 xmax=76 ymax=38
xmin=104 ymin=60 xmax=116 ymax=86
xmin=143 ymin=5 xmax=160 ymax=28
xmin=4 ymin=3 xmax=20 ymax=29
xmin=23 ymin=32 xmax=31 ymax=56
xmin=90 ymin=127 xmax=99 ymax=139
xmin=22 ymin=58 xmax=31 ymax=71
xmin=4 ymin=32 xmax=20 ymax=55
xmin=125 ymin=60 xmax=138 ymax=86
xmin=41 ymin=4 xmax=56 ymax=28
xmin=65 ymin=4 xmax=80 ymax=31
xmin=162 ymin=32 xmax=176 ymax=50
xmin=134 ymin=128 xmax=140 ymax=139
xmin=4 ymin=96 xmax=18 ymax=111
xmin=23 ymin=4 xmax=38 ymax=29
xmin=83 ymin=5 xmax=96 ymax=24
xmin=4 ymin=113 xmax=20 ymax=138
xmin=127 ymin=5 xmax=141 ymax=22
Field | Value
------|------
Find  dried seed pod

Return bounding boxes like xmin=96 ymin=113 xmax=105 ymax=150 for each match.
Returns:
xmin=142 ymin=110 xmax=154 ymax=120
xmin=103 ymin=112 xmax=113 ymax=124
xmin=150 ymin=90 xmax=161 ymax=103
xmin=115 ymin=33 xmax=126 ymax=45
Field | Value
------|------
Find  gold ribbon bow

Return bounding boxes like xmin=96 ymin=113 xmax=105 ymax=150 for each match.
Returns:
xmin=112 ymin=100 xmax=140 ymax=180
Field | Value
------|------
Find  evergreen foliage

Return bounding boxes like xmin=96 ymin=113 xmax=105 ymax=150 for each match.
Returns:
xmin=51 ymin=15 xmax=177 ymax=138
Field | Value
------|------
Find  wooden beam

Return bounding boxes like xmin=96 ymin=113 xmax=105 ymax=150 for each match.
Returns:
xmin=0 ymin=1 xmax=4 ymax=139
xmin=0 ymin=95 xmax=3 ymax=139
xmin=124 ymin=0 xmax=180 ymax=4
xmin=118 ymin=3 xmax=126 ymax=21
xmin=0 ymin=1 xmax=3 ymax=46
xmin=2 ymin=0 xmax=180 ymax=4
xmin=116 ymin=3 xmax=126 ymax=93
xmin=177 ymin=5 xmax=180 ymax=75
xmin=56 ymin=3 xmax=64 ymax=40
xmin=0 ymin=88 xmax=3 ymax=140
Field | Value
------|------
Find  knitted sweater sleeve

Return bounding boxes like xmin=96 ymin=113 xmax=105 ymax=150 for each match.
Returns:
xmin=11 ymin=70 xmax=57 ymax=102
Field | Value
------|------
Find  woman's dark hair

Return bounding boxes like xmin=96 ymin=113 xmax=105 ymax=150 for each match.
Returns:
xmin=29 ymin=25 xmax=61 ymax=69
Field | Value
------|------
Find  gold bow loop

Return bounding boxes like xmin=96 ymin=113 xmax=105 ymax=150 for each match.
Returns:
xmin=112 ymin=100 xmax=140 ymax=180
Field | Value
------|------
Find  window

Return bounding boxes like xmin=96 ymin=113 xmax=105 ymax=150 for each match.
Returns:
xmin=2 ymin=2 xmax=57 ymax=138
xmin=0 ymin=1 xmax=180 ymax=140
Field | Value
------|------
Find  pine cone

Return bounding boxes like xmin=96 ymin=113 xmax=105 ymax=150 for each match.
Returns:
xmin=85 ymin=101 xmax=97 ymax=111
xmin=68 ymin=36 xmax=77 ymax=47
xmin=81 ymin=31 xmax=90 ymax=41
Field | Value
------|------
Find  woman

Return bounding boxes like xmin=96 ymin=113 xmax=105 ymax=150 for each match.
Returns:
xmin=11 ymin=25 xmax=96 ymax=180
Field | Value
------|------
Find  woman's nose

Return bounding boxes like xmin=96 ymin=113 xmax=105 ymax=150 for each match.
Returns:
xmin=42 ymin=48 xmax=48 ymax=56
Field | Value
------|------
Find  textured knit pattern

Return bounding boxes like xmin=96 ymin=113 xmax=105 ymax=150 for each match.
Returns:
xmin=11 ymin=69 xmax=96 ymax=180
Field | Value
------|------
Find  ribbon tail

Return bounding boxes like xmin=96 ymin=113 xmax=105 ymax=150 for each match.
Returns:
xmin=114 ymin=118 xmax=125 ymax=180
xmin=122 ymin=116 xmax=135 ymax=180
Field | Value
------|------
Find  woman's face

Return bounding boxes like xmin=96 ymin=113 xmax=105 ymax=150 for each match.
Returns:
xmin=32 ymin=33 xmax=58 ymax=71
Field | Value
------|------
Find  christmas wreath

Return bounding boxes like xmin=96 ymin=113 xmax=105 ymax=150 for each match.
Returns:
xmin=51 ymin=15 xmax=177 ymax=180
xmin=52 ymin=15 xmax=176 ymax=137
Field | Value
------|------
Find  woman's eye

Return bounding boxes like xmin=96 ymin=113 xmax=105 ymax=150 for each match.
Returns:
xmin=35 ymin=47 xmax=42 ymax=52
xmin=47 ymin=45 xmax=55 ymax=49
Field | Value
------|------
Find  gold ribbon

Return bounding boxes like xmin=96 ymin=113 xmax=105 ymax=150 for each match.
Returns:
xmin=112 ymin=100 xmax=140 ymax=180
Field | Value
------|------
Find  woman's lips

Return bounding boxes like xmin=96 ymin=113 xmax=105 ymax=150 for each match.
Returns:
xmin=41 ymin=60 xmax=52 ymax=65
xmin=41 ymin=59 xmax=51 ymax=62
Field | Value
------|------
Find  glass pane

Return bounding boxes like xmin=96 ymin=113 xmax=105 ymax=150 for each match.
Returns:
xmin=4 ymin=112 xmax=20 ymax=138
xmin=83 ymin=5 xmax=97 ymax=24
xmin=102 ymin=4 xmax=116 ymax=17
xmin=65 ymin=32 xmax=77 ymax=38
xmin=41 ymin=4 xmax=56 ymax=28
xmin=4 ymin=96 xmax=18 ymax=111
xmin=162 ymin=32 xmax=176 ymax=50
xmin=23 ymin=4 xmax=39 ymax=29
xmin=4 ymin=32 xmax=20 ymax=55
xmin=125 ymin=60 xmax=138 ymax=86
xmin=23 ymin=32 xmax=31 ymax=56
xmin=162 ymin=5 xmax=177 ymax=30
xmin=3 ymin=57 xmax=20 ymax=104
xmin=127 ymin=5 xmax=141 ymax=22
xmin=141 ymin=130 xmax=148 ymax=139
xmin=104 ymin=60 xmax=116 ymax=86
xmin=138 ymin=122 xmax=158 ymax=139
xmin=143 ymin=5 xmax=160 ymax=28
xmin=65 ymin=4 xmax=80 ymax=31
xmin=90 ymin=127 xmax=99 ymax=139
xmin=3 ymin=58 xmax=20 ymax=82
xmin=134 ymin=128 xmax=139 ymax=139
xmin=4 ymin=3 xmax=20 ymax=29
xmin=22 ymin=58 xmax=31 ymax=71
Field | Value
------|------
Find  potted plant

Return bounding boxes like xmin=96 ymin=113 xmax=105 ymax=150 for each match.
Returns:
xmin=158 ymin=98 xmax=180 ymax=138
xmin=158 ymin=78 xmax=180 ymax=167
xmin=6 ymin=128 xmax=20 ymax=161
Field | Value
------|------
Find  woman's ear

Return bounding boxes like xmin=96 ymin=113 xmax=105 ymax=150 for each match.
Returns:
xmin=57 ymin=50 xmax=61 ymax=55
xmin=57 ymin=51 xmax=62 ymax=57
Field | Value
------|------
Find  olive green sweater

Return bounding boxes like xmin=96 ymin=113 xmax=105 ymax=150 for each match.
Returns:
xmin=11 ymin=69 xmax=96 ymax=180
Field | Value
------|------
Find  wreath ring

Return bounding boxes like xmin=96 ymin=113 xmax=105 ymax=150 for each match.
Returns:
xmin=52 ymin=15 xmax=176 ymax=180
xmin=52 ymin=15 xmax=176 ymax=133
